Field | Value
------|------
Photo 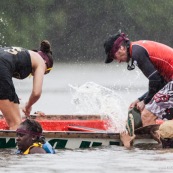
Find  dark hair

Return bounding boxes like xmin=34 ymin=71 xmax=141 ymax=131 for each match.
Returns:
xmin=33 ymin=40 xmax=53 ymax=72
xmin=40 ymin=40 xmax=52 ymax=55
xmin=39 ymin=40 xmax=53 ymax=70
xmin=21 ymin=119 xmax=42 ymax=134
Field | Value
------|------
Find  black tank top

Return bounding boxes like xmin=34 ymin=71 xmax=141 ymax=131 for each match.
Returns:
xmin=0 ymin=47 xmax=32 ymax=79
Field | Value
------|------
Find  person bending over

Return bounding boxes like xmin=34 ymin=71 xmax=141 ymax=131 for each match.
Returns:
xmin=0 ymin=40 xmax=53 ymax=130
xmin=103 ymin=31 xmax=173 ymax=148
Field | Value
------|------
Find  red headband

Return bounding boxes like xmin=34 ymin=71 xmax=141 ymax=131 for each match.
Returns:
xmin=110 ymin=33 xmax=129 ymax=56
xmin=38 ymin=51 xmax=53 ymax=70
xmin=16 ymin=129 xmax=42 ymax=137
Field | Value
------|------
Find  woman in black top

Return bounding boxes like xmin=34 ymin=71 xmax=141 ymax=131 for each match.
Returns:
xmin=0 ymin=40 xmax=53 ymax=130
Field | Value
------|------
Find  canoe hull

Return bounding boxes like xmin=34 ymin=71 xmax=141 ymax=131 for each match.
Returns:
xmin=0 ymin=130 xmax=157 ymax=149
xmin=0 ymin=114 xmax=158 ymax=149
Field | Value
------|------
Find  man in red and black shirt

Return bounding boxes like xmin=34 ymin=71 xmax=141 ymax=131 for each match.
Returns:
xmin=104 ymin=32 xmax=173 ymax=119
xmin=104 ymin=32 xmax=173 ymax=148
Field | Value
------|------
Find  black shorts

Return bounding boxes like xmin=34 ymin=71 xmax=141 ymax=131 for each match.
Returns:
xmin=0 ymin=60 xmax=19 ymax=104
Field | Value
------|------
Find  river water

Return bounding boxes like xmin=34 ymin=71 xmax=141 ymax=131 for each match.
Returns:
xmin=1 ymin=63 xmax=173 ymax=173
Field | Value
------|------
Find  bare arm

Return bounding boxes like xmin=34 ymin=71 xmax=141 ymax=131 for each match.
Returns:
xmin=131 ymin=45 xmax=166 ymax=111
xmin=23 ymin=51 xmax=46 ymax=116
xmin=24 ymin=69 xmax=44 ymax=115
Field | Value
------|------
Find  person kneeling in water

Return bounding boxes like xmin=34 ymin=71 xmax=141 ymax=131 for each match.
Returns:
xmin=16 ymin=119 xmax=55 ymax=154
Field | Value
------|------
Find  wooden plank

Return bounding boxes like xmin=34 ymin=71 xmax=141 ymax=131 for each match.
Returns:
xmin=29 ymin=114 xmax=109 ymax=120
xmin=0 ymin=114 xmax=109 ymax=120
xmin=0 ymin=130 xmax=119 ymax=139
xmin=42 ymin=131 xmax=120 ymax=139
xmin=135 ymin=124 xmax=160 ymax=135
xmin=0 ymin=130 xmax=154 ymax=140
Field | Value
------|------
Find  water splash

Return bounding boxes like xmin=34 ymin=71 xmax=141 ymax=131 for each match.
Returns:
xmin=69 ymin=82 xmax=127 ymax=132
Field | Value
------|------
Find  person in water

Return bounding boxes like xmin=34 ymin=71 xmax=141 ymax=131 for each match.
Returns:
xmin=103 ymin=31 xmax=173 ymax=148
xmin=16 ymin=119 xmax=55 ymax=154
xmin=0 ymin=40 xmax=53 ymax=130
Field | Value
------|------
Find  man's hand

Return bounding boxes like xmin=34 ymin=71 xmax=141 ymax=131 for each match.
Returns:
xmin=136 ymin=100 xmax=145 ymax=112
xmin=129 ymin=99 xmax=140 ymax=109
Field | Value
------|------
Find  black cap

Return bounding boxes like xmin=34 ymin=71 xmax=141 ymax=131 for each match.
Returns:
xmin=104 ymin=33 xmax=121 ymax=63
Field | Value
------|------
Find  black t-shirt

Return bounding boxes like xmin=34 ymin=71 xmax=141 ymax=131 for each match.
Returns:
xmin=0 ymin=47 xmax=32 ymax=103
xmin=0 ymin=47 xmax=32 ymax=79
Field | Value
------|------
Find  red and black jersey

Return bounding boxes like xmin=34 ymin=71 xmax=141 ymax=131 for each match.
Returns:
xmin=129 ymin=40 xmax=173 ymax=104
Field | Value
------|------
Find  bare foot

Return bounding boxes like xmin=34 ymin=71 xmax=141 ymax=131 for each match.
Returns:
xmin=120 ymin=131 xmax=136 ymax=149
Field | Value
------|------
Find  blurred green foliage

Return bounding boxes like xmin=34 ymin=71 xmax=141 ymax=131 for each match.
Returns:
xmin=0 ymin=0 xmax=173 ymax=62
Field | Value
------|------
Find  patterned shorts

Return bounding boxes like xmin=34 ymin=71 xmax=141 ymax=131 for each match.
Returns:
xmin=146 ymin=81 xmax=173 ymax=120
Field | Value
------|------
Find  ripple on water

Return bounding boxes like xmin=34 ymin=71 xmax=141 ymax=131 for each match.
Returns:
xmin=0 ymin=147 xmax=173 ymax=173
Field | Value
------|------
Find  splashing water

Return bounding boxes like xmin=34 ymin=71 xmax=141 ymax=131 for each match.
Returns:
xmin=69 ymin=82 xmax=127 ymax=132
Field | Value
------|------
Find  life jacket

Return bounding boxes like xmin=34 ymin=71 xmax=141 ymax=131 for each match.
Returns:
xmin=42 ymin=141 xmax=55 ymax=154
xmin=130 ymin=40 xmax=173 ymax=82
xmin=16 ymin=141 xmax=55 ymax=155
xmin=23 ymin=142 xmax=43 ymax=155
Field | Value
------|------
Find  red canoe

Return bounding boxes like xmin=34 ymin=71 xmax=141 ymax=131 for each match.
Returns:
xmin=0 ymin=114 xmax=111 ymax=131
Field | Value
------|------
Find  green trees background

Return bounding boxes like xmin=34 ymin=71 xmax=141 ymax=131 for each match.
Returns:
xmin=1 ymin=0 xmax=173 ymax=62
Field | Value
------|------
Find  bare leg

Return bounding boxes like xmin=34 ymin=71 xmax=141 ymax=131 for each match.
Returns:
xmin=141 ymin=109 xmax=157 ymax=126
xmin=141 ymin=109 xmax=161 ymax=143
xmin=0 ymin=100 xmax=22 ymax=130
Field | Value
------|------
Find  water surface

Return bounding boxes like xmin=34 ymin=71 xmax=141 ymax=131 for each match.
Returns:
xmin=4 ymin=63 xmax=172 ymax=173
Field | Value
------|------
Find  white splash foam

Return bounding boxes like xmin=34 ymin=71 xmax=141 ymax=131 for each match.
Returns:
xmin=69 ymin=82 xmax=127 ymax=132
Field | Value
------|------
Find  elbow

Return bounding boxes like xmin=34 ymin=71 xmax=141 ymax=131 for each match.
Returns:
xmin=32 ymin=91 xmax=42 ymax=100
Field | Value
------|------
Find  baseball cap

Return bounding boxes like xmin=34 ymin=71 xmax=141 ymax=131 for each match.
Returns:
xmin=104 ymin=32 xmax=129 ymax=63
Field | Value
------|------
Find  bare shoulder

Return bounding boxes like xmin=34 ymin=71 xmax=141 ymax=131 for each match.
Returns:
xmin=30 ymin=147 xmax=46 ymax=154
xmin=28 ymin=50 xmax=45 ymax=68
xmin=28 ymin=50 xmax=40 ymax=58
xmin=28 ymin=50 xmax=43 ymax=62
